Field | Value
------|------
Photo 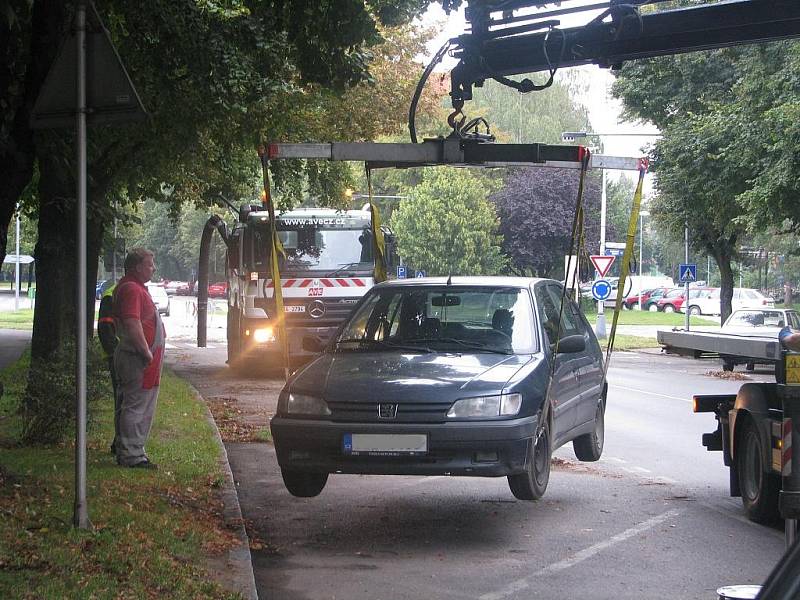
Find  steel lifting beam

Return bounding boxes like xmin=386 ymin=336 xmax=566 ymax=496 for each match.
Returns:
xmin=451 ymin=0 xmax=800 ymax=105
xmin=266 ymin=140 xmax=641 ymax=171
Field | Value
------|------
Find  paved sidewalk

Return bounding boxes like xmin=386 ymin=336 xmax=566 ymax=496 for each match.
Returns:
xmin=0 ymin=328 xmax=31 ymax=371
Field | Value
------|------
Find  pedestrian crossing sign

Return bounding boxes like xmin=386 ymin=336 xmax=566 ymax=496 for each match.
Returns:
xmin=679 ymin=263 xmax=697 ymax=283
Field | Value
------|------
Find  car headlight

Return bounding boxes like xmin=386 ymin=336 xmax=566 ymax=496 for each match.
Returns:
xmin=446 ymin=393 xmax=522 ymax=418
xmin=287 ymin=393 xmax=331 ymax=416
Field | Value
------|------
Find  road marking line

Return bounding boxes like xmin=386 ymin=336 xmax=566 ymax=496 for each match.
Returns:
xmin=604 ymin=456 xmax=627 ymax=464
xmin=632 ymin=466 xmax=652 ymax=474
xmin=610 ymin=384 xmax=691 ymax=403
xmin=479 ymin=509 xmax=682 ymax=600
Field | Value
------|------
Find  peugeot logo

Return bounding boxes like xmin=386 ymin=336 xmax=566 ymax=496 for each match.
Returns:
xmin=378 ymin=403 xmax=398 ymax=419
xmin=308 ymin=299 xmax=326 ymax=319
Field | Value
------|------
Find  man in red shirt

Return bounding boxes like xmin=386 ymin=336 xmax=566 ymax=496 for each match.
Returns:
xmin=112 ymin=248 xmax=166 ymax=469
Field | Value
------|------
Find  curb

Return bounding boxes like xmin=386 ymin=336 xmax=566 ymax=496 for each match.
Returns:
xmin=192 ymin=385 xmax=259 ymax=600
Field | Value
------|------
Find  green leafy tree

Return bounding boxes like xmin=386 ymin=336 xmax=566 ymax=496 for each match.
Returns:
xmin=390 ymin=168 xmax=507 ymax=276
xmin=612 ymin=43 xmax=800 ymax=322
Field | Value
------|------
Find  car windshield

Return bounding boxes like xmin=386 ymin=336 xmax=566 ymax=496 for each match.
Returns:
xmin=726 ymin=310 xmax=786 ymax=328
xmin=335 ymin=285 xmax=537 ymax=354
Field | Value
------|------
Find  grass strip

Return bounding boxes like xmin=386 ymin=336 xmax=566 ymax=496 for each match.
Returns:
xmin=600 ymin=334 xmax=660 ymax=351
xmin=0 ymin=354 xmax=241 ymax=599
xmin=0 ymin=309 xmax=34 ymax=330
xmin=583 ymin=309 xmax=716 ymax=327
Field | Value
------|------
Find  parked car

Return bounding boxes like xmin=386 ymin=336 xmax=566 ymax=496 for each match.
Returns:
xmin=688 ymin=287 xmax=775 ymax=316
xmin=623 ymin=288 xmax=655 ymax=310
xmin=638 ymin=287 xmax=671 ymax=311
xmin=270 ymin=276 xmax=606 ymax=500
xmin=657 ymin=287 xmax=714 ymax=313
xmin=146 ymin=283 xmax=170 ymax=316
xmin=721 ymin=308 xmax=800 ymax=336
xmin=207 ymin=281 xmax=228 ymax=298
xmin=164 ymin=280 xmax=187 ymax=296
xmin=175 ymin=281 xmax=193 ymax=296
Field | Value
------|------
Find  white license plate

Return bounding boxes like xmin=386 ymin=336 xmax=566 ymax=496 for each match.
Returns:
xmin=284 ymin=305 xmax=305 ymax=313
xmin=343 ymin=433 xmax=427 ymax=455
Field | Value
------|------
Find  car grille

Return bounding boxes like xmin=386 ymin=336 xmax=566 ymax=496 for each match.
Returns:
xmin=254 ymin=297 xmax=359 ymax=328
xmin=327 ymin=401 xmax=452 ymax=423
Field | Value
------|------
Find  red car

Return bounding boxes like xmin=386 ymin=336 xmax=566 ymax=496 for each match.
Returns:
xmin=207 ymin=281 xmax=228 ymax=298
xmin=657 ymin=287 xmax=713 ymax=313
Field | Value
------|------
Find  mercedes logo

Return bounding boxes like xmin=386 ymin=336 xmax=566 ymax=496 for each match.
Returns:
xmin=308 ymin=299 xmax=326 ymax=319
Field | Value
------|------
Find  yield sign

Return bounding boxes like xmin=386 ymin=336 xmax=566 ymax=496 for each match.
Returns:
xmin=590 ymin=255 xmax=615 ymax=278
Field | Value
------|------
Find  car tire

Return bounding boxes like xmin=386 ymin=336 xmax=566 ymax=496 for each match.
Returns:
xmin=281 ymin=469 xmax=328 ymax=498
xmin=573 ymin=400 xmax=604 ymax=462
xmin=663 ymin=304 xmax=675 ymax=313
xmin=688 ymin=305 xmax=701 ymax=316
xmin=737 ymin=416 xmax=780 ymax=524
xmin=648 ymin=303 xmax=659 ymax=312
xmin=508 ymin=419 xmax=551 ymax=501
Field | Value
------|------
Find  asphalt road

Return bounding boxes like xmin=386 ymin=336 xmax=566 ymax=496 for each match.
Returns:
xmin=164 ymin=324 xmax=786 ymax=600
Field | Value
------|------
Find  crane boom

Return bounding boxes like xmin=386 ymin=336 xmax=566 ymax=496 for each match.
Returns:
xmin=450 ymin=0 xmax=800 ymax=106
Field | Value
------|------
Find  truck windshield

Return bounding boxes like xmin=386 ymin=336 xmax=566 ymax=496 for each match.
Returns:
xmin=247 ymin=222 xmax=374 ymax=273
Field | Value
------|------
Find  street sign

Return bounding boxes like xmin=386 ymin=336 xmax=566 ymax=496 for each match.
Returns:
xmin=606 ymin=248 xmax=625 ymax=257
xmin=415 ymin=270 xmax=426 ymax=278
xmin=679 ymin=263 xmax=697 ymax=283
xmin=592 ymin=279 xmax=613 ymax=301
xmin=590 ymin=255 xmax=615 ymax=278
xmin=397 ymin=265 xmax=407 ymax=279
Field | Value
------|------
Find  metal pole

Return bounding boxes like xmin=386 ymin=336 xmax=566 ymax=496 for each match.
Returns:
xmin=73 ymin=0 xmax=90 ymax=530
xmin=596 ymin=168 xmax=607 ymax=338
xmin=112 ymin=200 xmax=118 ymax=282
xmin=684 ymin=221 xmax=690 ymax=331
xmin=15 ymin=205 xmax=20 ymax=311
xmin=638 ymin=212 xmax=643 ymax=311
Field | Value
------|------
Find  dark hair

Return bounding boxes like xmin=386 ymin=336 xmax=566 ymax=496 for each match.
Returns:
xmin=124 ymin=248 xmax=154 ymax=273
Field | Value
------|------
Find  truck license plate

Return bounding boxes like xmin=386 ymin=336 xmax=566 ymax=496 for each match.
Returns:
xmin=284 ymin=305 xmax=305 ymax=313
xmin=343 ymin=433 xmax=427 ymax=456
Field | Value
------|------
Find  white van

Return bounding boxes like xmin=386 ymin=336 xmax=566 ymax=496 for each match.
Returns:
xmin=688 ymin=287 xmax=775 ymax=316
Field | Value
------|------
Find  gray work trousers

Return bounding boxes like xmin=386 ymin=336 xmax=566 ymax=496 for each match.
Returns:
xmin=114 ymin=349 xmax=161 ymax=466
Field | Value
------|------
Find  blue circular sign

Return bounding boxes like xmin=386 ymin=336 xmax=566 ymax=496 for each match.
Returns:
xmin=592 ymin=279 xmax=612 ymax=301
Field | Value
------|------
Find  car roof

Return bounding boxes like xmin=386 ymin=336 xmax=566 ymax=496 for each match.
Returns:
xmin=374 ymin=276 xmax=552 ymax=289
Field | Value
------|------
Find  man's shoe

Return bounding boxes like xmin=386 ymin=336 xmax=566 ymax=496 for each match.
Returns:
xmin=127 ymin=459 xmax=157 ymax=470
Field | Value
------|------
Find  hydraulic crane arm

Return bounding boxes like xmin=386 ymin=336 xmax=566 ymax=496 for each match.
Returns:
xmin=449 ymin=0 xmax=800 ymax=107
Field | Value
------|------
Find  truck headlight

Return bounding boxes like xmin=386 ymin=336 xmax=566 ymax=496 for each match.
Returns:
xmin=252 ymin=327 xmax=275 ymax=343
xmin=446 ymin=393 xmax=522 ymax=418
xmin=287 ymin=393 xmax=331 ymax=416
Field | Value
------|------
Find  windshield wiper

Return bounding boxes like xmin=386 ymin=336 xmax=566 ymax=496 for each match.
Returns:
xmin=335 ymin=338 xmax=433 ymax=353
xmin=411 ymin=337 xmax=513 ymax=355
xmin=325 ymin=262 xmax=365 ymax=278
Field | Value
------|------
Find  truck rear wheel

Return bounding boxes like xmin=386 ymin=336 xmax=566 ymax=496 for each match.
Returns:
xmin=737 ymin=417 xmax=780 ymax=524
xmin=721 ymin=356 xmax=735 ymax=372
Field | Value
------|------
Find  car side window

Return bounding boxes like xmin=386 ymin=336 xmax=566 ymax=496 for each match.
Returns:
xmin=535 ymin=285 xmax=582 ymax=345
xmin=546 ymin=285 xmax=583 ymax=337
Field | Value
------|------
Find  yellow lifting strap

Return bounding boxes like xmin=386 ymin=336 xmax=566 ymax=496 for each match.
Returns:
xmin=604 ymin=158 xmax=649 ymax=376
xmin=258 ymin=145 xmax=290 ymax=380
xmin=365 ymin=166 xmax=388 ymax=283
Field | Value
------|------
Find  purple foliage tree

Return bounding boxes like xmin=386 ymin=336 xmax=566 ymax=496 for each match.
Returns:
xmin=490 ymin=167 xmax=607 ymax=278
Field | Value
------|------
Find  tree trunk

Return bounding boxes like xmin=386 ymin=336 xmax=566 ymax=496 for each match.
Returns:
xmin=31 ymin=150 xmax=76 ymax=360
xmin=716 ymin=246 xmax=735 ymax=325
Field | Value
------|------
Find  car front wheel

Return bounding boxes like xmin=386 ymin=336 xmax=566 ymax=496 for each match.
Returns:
xmin=508 ymin=419 xmax=551 ymax=501
xmin=688 ymin=305 xmax=701 ymax=316
xmin=573 ymin=400 xmax=604 ymax=462
xmin=663 ymin=304 xmax=675 ymax=313
xmin=281 ymin=469 xmax=328 ymax=498
xmin=648 ymin=303 xmax=659 ymax=312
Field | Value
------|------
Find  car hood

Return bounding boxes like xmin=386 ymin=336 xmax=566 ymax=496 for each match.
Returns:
xmin=293 ymin=351 xmax=535 ymax=402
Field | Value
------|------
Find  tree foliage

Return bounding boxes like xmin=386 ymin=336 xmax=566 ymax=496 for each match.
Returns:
xmin=490 ymin=168 xmax=602 ymax=278
xmin=612 ymin=41 xmax=800 ymax=321
xmin=390 ymin=168 xmax=507 ymax=276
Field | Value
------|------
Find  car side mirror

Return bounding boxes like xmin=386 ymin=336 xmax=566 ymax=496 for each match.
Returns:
xmin=552 ymin=334 xmax=586 ymax=354
xmin=302 ymin=335 xmax=326 ymax=354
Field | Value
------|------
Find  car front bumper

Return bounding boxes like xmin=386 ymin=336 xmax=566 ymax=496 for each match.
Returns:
xmin=270 ymin=415 xmax=537 ymax=477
